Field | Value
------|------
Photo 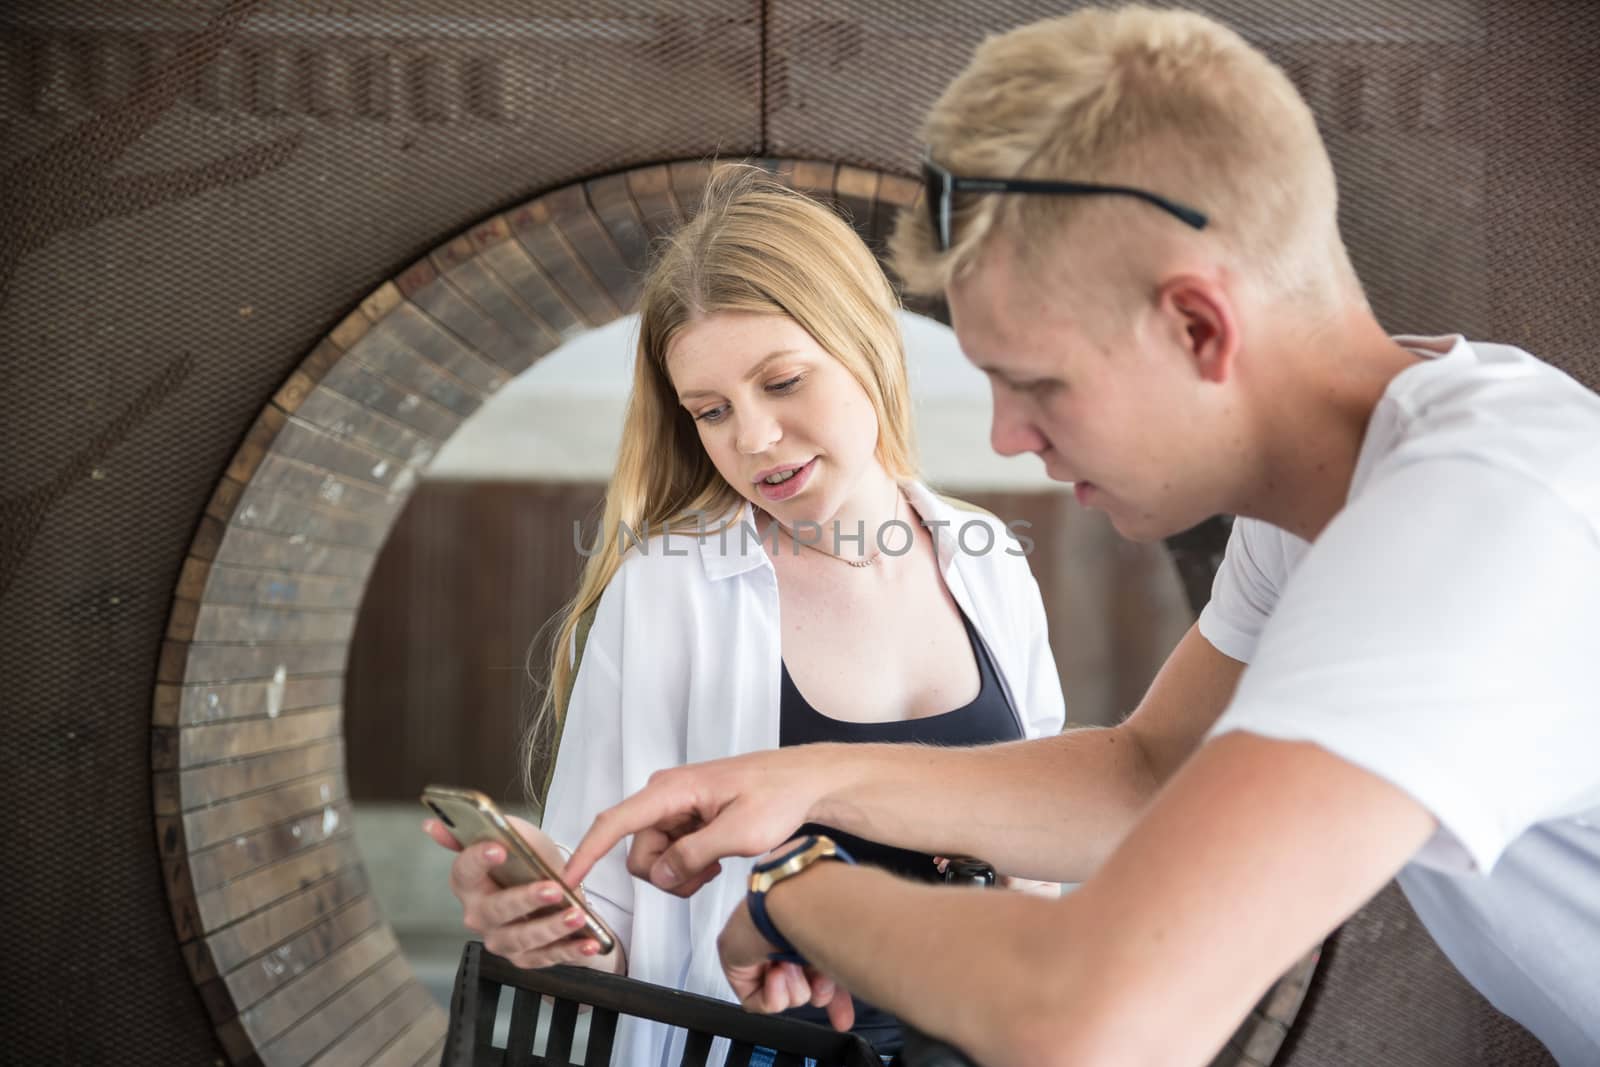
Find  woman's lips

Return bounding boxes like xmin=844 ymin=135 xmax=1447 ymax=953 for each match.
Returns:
xmin=756 ymin=458 xmax=816 ymax=502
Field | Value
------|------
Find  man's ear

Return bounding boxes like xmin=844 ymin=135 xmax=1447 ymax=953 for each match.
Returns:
xmin=1159 ymin=275 xmax=1238 ymax=384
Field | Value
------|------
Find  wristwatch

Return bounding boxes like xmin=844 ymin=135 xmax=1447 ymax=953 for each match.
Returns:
xmin=746 ymin=834 xmax=855 ymax=964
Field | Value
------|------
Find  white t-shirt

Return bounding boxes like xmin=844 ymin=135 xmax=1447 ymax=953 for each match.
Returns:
xmin=1199 ymin=334 xmax=1600 ymax=1066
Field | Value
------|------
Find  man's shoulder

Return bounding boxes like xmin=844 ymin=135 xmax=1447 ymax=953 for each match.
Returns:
xmin=1223 ymin=516 xmax=1310 ymax=580
xmin=1394 ymin=337 xmax=1600 ymax=440
xmin=1374 ymin=342 xmax=1600 ymax=534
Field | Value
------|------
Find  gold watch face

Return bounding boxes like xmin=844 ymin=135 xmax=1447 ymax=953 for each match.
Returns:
xmin=749 ymin=836 xmax=839 ymax=894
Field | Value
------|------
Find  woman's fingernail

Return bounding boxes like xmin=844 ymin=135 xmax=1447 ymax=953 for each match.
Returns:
xmin=652 ymin=861 xmax=681 ymax=888
xmin=581 ymin=941 xmax=599 ymax=955
xmin=564 ymin=909 xmax=584 ymax=926
xmin=486 ymin=847 xmax=504 ymax=863
xmin=540 ymin=887 xmax=562 ymax=903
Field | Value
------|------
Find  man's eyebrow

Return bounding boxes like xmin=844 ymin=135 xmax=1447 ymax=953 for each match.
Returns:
xmin=677 ymin=349 xmax=803 ymax=402
xmin=979 ymin=365 xmax=1058 ymax=390
xmin=975 ymin=363 xmax=1020 ymax=384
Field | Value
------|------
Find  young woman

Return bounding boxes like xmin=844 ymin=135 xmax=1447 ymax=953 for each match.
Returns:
xmin=425 ymin=167 xmax=1065 ymax=1064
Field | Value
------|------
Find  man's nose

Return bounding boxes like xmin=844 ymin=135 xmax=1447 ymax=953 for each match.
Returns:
xmin=989 ymin=392 xmax=1045 ymax=458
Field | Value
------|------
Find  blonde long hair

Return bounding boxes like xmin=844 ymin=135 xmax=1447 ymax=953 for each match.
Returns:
xmin=524 ymin=164 xmax=919 ymax=803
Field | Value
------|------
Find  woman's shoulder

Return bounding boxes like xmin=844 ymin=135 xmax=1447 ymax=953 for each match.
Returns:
xmin=578 ymin=537 xmax=709 ymax=664
xmin=613 ymin=531 xmax=709 ymax=578
xmin=603 ymin=520 xmax=749 ymax=606
xmin=612 ymin=505 xmax=755 ymax=583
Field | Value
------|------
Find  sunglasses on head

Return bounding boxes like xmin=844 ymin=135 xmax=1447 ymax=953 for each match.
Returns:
xmin=921 ymin=152 xmax=1209 ymax=252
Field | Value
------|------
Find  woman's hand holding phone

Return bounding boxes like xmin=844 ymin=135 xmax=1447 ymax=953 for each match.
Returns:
xmin=423 ymin=813 xmax=626 ymax=974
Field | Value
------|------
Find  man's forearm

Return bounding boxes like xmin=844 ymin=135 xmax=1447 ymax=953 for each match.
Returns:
xmin=765 ymin=735 xmax=1435 ymax=1067
xmin=805 ymin=624 xmax=1241 ymax=882
xmin=806 ymin=726 xmax=1156 ymax=882
xmin=765 ymin=862 xmax=1094 ymax=1065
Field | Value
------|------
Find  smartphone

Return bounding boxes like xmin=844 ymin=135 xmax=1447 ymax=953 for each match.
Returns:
xmin=421 ymin=784 xmax=616 ymax=955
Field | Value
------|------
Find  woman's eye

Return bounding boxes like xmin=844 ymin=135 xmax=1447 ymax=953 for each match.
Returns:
xmin=696 ymin=405 xmax=728 ymax=423
xmin=767 ymin=374 xmax=803 ymax=394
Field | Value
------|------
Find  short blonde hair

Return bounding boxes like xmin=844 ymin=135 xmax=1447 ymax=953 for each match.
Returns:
xmin=892 ymin=5 xmax=1356 ymax=305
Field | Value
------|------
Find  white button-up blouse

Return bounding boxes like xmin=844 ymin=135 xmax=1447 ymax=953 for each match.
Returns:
xmin=540 ymin=480 xmax=1068 ymax=1066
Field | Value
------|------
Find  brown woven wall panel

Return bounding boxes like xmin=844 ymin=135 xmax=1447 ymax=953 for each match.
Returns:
xmin=2 ymin=1 xmax=1595 ymax=1063
xmin=1282 ymin=883 xmax=1558 ymax=1066
xmin=2 ymin=23 xmax=761 ymax=1060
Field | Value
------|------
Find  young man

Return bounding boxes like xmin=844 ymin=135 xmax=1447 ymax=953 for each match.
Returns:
xmin=546 ymin=7 xmax=1600 ymax=1064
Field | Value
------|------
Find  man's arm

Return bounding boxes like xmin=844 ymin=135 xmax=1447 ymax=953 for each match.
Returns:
xmin=568 ymin=623 xmax=1243 ymax=890
xmin=809 ymin=621 xmax=1245 ymax=878
xmin=729 ymin=732 xmax=1436 ymax=1067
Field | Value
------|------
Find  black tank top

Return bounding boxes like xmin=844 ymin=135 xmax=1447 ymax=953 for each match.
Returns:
xmin=776 ymin=608 xmax=1022 ymax=1053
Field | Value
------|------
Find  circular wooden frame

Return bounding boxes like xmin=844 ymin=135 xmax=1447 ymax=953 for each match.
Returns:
xmin=152 ymin=158 xmax=1315 ymax=1067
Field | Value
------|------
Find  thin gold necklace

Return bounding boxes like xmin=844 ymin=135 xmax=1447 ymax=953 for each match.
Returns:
xmin=771 ymin=489 xmax=902 ymax=568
